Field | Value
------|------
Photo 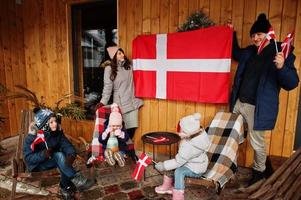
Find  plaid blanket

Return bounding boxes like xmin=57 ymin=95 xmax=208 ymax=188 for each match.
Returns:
xmin=203 ymin=112 xmax=245 ymax=188
xmin=88 ymin=105 xmax=135 ymax=164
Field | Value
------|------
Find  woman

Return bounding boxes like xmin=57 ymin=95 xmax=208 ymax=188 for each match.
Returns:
xmin=97 ymin=46 xmax=143 ymax=139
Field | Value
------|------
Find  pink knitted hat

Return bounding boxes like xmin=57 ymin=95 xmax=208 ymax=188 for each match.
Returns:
xmin=107 ymin=46 xmax=119 ymax=59
xmin=109 ymin=103 xmax=122 ymax=125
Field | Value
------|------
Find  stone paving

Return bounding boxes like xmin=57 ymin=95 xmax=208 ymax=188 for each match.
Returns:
xmin=0 ymin=136 xmax=253 ymax=200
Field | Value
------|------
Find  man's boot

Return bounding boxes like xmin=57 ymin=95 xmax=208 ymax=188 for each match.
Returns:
xmin=71 ymin=172 xmax=94 ymax=191
xmin=248 ymin=169 xmax=265 ymax=186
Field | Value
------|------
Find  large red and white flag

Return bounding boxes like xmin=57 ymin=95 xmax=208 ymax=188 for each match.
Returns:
xmin=281 ymin=31 xmax=294 ymax=59
xmin=30 ymin=130 xmax=48 ymax=151
xmin=132 ymin=26 xmax=233 ymax=103
xmin=258 ymin=27 xmax=276 ymax=54
xmin=131 ymin=152 xmax=152 ymax=181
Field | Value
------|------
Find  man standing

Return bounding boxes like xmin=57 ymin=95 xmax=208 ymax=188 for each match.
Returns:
xmin=230 ymin=13 xmax=299 ymax=186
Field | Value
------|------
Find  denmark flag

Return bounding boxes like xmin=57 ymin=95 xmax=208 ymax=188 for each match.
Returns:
xmin=131 ymin=152 xmax=152 ymax=181
xmin=132 ymin=26 xmax=233 ymax=103
xmin=258 ymin=27 xmax=276 ymax=54
xmin=281 ymin=31 xmax=294 ymax=59
xmin=30 ymin=130 xmax=48 ymax=151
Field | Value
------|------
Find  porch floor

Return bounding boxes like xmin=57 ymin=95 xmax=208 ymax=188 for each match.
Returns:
xmin=0 ymin=136 xmax=254 ymax=200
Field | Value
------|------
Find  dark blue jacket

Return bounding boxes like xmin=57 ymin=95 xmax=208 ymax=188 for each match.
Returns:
xmin=230 ymin=35 xmax=299 ymax=130
xmin=23 ymin=129 xmax=76 ymax=171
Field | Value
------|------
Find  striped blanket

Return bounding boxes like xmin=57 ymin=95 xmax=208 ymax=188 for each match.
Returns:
xmin=87 ymin=105 xmax=135 ymax=165
xmin=203 ymin=112 xmax=245 ymax=188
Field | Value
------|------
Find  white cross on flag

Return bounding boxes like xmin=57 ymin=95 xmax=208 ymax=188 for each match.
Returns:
xmin=281 ymin=31 xmax=294 ymax=59
xmin=30 ymin=130 xmax=48 ymax=151
xmin=132 ymin=26 xmax=233 ymax=103
xmin=258 ymin=27 xmax=276 ymax=54
xmin=131 ymin=152 xmax=152 ymax=181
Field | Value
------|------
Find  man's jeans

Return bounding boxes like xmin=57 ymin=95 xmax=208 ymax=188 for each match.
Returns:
xmin=233 ymin=99 xmax=266 ymax=172
xmin=174 ymin=166 xmax=202 ymax=190
xmin=33 ymin=152 xmax=76 ymax=188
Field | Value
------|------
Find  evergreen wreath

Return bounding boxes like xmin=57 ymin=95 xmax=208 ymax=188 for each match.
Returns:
xmin=178 ymin=11 xmax=215 ymax=32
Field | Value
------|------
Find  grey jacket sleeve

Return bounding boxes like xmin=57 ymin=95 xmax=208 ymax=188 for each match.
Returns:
xmin=163 ymin=152 xmax=190 ymax=171
xmin=100 ymin=66 xmax=113 ymax=105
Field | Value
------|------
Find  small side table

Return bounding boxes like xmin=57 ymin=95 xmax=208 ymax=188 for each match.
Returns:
xmin=141 ymin=131 xmax=180 ymax=180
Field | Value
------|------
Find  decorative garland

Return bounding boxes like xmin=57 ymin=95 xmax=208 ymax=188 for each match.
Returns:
xmin=178 ymin=11 xmax=215 ymax=32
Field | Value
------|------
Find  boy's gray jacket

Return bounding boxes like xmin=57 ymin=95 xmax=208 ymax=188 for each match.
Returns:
xmin=163 ymin=131 xmax=211 ymax=174
xmin=100 ymin=63 xmax=143 ymax=114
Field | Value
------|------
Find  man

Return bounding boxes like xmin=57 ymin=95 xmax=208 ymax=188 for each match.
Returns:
xmin=23 ymin=108 xmax=94 ymax=199
xmin=230 ymin=13 xmax=299 ymax=186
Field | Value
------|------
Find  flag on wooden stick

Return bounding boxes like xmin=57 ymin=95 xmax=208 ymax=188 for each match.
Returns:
xmin=30 ymin=130 xmax=48 ymax=151
xmin=258 ymin=27 xmax=277 ymax=54
xmin=281 ymin=31 xmax=294 ymax=59
xmin=131 ymin=152 xmax=153 ymax=181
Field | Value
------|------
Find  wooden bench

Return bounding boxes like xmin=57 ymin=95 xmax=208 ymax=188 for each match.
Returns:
xmin=185 ymin=112 xmax=246 ymax=194
xmin=10 ymin=110 xmax=59 ymax=199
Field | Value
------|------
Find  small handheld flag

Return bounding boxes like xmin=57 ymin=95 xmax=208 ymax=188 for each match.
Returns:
xmin=281 ymin=31 xmax=294 ymax=59
xmin=30 ymin=130 xmax=48 ymax=151
xmin=258 ymin=27 xmax=277 ymax=54
xmin=131 ymin=153 xmax=153 ymax=181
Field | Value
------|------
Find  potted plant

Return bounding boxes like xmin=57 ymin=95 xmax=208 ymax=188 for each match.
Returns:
xmin=5 ymin=85 xmax=94 ymax=141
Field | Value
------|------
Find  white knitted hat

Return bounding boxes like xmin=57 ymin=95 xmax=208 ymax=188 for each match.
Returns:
xmin=179 ymin=113 xmax=201 ymax=135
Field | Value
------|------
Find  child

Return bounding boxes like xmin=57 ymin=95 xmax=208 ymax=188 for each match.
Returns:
xmin=99 ymin=103 xmax=129 ymax=167
xmin=155 ymin=113 xmax=211 ymax=200
xmin=23 ymin=108 xmax=94 ymax=200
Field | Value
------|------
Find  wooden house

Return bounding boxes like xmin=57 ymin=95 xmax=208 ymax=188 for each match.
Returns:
xmin=0 ymin=0 xmax=301 ymax=168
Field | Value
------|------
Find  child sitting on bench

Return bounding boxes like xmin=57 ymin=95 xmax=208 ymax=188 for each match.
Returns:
xmin=154 ymin=113 xmax=211 ymax=200
xmin=23 ymin=108 xmax=94 ymax=200
xmin=99 ymin=103 xmax=130 ymax=167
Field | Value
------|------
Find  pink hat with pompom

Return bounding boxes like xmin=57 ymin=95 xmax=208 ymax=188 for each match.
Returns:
xmin=107 ymin=46 xmax=119 ymax=59
xmin=109 ymin=103 xmax=122 ymax=126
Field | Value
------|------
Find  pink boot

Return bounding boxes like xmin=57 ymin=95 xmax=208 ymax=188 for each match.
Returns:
xmin=155 ymin=175 xmax=173 ymax=194
xmin=172 ymin=189 xmax=184 ymax=200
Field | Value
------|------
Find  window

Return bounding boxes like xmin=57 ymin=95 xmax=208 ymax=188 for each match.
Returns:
xmin=71 ymin=0 xmax=117 ymax=119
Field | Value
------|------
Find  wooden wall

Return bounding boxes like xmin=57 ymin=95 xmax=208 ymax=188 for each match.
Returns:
xmin=22 ymin=0 xmax=70 ymax=108
xmin=0 ymin=1 xmax=27 ymax=138
xmin=117 ymin=0 xmax=301 ymax=167
xmin=0 ymin=0 xmax=300 ymax=168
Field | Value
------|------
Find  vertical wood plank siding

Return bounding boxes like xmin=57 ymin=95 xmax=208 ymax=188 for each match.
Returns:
xmin=0 ymin=0 xmax=300 ymax=167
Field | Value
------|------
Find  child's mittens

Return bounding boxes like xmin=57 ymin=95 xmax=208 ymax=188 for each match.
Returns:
xmin=179 ymin=132 xmax=187 ymax=139
xmin=155 ymin=162 xmax=165 ymax=172
xmin=102 ymin=127 xmax=112 ymax=140
xmin=114 ymin=129 xmax=125 ymax=139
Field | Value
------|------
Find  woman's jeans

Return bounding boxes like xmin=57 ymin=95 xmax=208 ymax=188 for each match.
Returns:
xmin=33 ymin=152 xmax=76 ymax=188
xmin=174 ymin=166 xmax=202 ymax=190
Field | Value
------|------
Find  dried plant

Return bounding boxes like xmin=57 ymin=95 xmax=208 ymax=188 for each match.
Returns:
xmin=55 ymin=102 xmax=86 ymax=121
xmin=5 ymin=85 xmax=44 ymax=108
xmin=53 ymin=94 xmax=86 ymax=120
xmin=4 ymin=85 xmax=86 ymax=120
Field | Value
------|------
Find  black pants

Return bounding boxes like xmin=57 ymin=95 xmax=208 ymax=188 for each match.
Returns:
xmin=126 ymin=128 xmax=138 ymax=161
xmin=126 ymin=128 xmax=136 ymax=139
